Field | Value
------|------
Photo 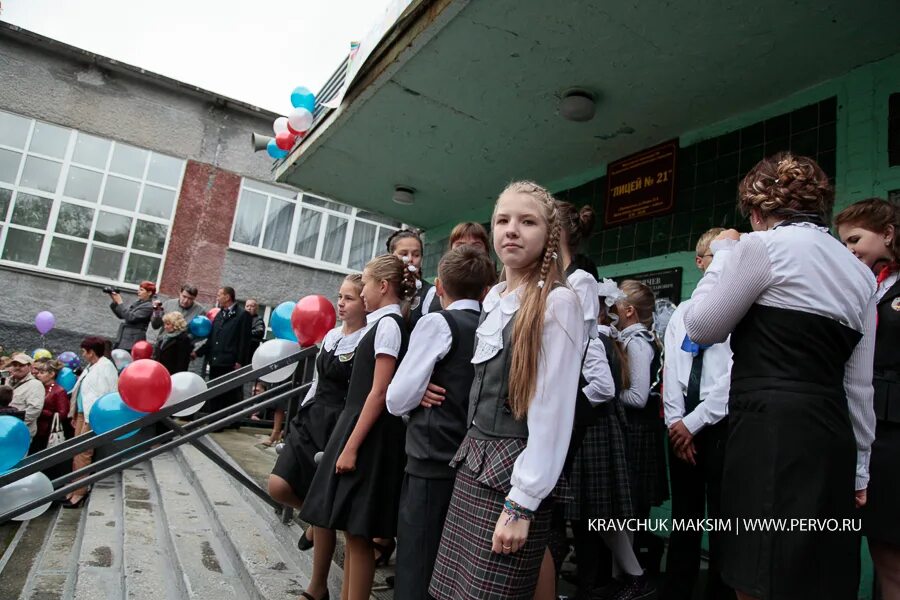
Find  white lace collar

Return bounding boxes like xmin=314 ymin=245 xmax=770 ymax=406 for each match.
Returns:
xmin=472 ymin=282 xmax=521 ymax=364
xmin=617 ymin=323 xmax=653 ymax=347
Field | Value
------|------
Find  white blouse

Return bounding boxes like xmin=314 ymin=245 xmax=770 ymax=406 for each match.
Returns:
xmin=617 ymin=323 xmax=655 ymax=409
xmin=581 ymin=326 xmax=616 ymax=405
xmin=475 ymin=282 xmax=584 ymax=511
xmin=567 ymin=268 xmax=600 ymax=341
xmin=683 ymin=225 xmax=877 ymax=489
xmin=365 ymin=304 xmax=404 ymax=358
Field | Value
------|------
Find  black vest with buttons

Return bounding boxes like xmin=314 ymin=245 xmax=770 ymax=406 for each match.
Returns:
xmin=874 ymin=278 xmax=900 ymax=422
xmin=467 ymin=313 xmax=529 ymax=440
xmin=405 ymin=309 xmax=481 ymax=478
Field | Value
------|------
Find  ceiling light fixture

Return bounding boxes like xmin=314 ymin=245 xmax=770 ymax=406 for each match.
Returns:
xmin=393 ymin=186 xmax=416 ymax=205
xmin=560 ymin=89 xmax=596 ymax=122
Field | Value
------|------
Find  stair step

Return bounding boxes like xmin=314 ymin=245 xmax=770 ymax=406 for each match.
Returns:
xmin=73 ymin=475 xmax=123 ymax=600
xmin=0 ymin=510 xmax=57 ymax=600
xmin=150 ymin=452 xmax=247 ymax=599
xmin=173 ymin=443 xmax=312 ymax=599
xmin=121 ymin=463 xmax=186 ymax=600
xmin=20 ymin=504 xmax=86 ymax=600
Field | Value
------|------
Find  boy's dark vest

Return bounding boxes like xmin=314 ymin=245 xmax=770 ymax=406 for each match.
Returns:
xmin=405 ymin=309 xmax=480 ymax=478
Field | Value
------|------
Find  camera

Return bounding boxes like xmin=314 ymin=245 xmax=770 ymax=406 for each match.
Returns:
xmin=102 ymin=286 xmax=120 ymax=294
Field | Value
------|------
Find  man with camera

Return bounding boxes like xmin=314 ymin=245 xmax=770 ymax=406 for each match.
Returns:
xmin=147 ymin=284 xmax=207 ymax=374
xmin=108 ymin=281 xmax=156 ymax=352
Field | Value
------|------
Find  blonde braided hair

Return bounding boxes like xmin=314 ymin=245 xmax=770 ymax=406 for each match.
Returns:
xmin=495 ymin=181 xmax=566 ymax=419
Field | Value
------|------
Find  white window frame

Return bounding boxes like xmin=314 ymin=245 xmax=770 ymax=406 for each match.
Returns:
xmin=229 ymin=178 xmax=401 ymax=274
xmin=0 ymin=111 xmax=185 ymax=290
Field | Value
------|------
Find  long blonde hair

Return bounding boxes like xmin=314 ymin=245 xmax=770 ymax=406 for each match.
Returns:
xmin=495 ymin=181 xmax=565 ymax=419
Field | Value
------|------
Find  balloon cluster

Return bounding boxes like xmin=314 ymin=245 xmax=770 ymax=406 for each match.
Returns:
xmin=267 ymin=86 xmax=316 ymax=159
xmin=0 ymin=416 xmax=54 ymax=521
xmin=251 ymin=295 xmax=336 ymax=383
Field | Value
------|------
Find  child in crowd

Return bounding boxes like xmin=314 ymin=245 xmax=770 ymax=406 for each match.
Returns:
xmin=614 ymin=280 xmax=669 ymax=575
xmin=300 ymin=255 xmax=416 ymax=600
xmin=386 ymin=245 xmax=496 ymax=599
xmin=429 ymin=181 xmax=584 ymax=600
xmin=449 ymin=221 xmax=491 ymax=254
xmin=386 ymin=228 xmax=441 ymax=326
xmin=268 ymin=274 xmax=368 ymax=600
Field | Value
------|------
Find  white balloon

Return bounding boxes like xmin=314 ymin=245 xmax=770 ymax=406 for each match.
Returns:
xmin=111 ymin=348 xmax=132 ymax=370
xmin=287 ymin=107 xmax=313 ymax=134
xmin=0 ymin=472 xmax=54 ymax=521
xmin=164 ymin=372 xmax=208 ymax=417
xmin=273 ymin=116 xmax=290 ymax=135
xmin=252 ymin=339 xmax=300 ymax=383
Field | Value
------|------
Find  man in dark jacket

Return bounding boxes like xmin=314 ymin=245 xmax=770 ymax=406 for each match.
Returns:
xmin=196 ymin=286 xmax=252 ymax=417
xmin=109 ymin=281 xmax=156 ymax=351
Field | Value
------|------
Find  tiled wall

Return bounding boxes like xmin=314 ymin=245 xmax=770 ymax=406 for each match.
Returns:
xmin=557 ymin=98 xmax=838 ymax=266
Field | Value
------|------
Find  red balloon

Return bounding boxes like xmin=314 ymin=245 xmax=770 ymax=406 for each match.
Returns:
xmin=275 ymin=131 xmax=297 ymax=151
xmin=291 ymin=295 xmax=337 ymax=347
xmin=207 ymin=307 xmax=221 ymax=322
xmin=130 ymin=340 xmax=153 ymax=361
xmin=118 ymin=359 xmax=172 ymax=413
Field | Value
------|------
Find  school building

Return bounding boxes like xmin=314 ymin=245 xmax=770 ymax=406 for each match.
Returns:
xmin=0 ymin=22 xmax=401 ymax=353
xmin=274 ymin=0 xmax=900 ymax=302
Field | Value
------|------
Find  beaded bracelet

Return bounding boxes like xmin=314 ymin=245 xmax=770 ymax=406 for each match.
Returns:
xmin=502 ymin=499 xmax=535 ymax=526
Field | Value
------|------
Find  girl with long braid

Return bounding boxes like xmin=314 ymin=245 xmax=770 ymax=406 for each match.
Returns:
xmin=429 ymin=181 xmax=584 ymax=599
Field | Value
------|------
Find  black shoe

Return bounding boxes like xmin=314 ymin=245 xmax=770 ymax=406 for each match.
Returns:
xmin=297 ymin=526 xmax=314 ymax=551
xmin=62 ymin=495 xmax=88 ymax=509
xmin=610 ymin=573 xmax=654 ymax=600
xmin=591 ymin=579 xmax=625 ymax=600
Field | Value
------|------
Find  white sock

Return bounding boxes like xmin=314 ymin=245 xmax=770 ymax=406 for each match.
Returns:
xmin=599 ymin=530 xmax=643 ymax=577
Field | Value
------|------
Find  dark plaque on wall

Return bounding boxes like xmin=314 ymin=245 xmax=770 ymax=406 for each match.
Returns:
xmin=605 ymin=139 xmax=678 ymax=227
xmin=615 ymin=267 xmax=683 ymax=304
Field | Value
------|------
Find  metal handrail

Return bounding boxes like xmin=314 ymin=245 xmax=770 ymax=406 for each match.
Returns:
xmin=0 ymin=346 xmax=318 ymax=523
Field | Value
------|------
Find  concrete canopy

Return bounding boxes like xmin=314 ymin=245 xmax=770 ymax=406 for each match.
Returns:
xmin=277 ymin=0 xmax=900 ymax=229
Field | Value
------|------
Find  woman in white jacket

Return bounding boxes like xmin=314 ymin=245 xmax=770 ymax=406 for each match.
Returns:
xmin=64 ymin=336 xmax=119 ymax=509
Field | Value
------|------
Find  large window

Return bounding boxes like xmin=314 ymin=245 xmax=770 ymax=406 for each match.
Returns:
xmin=0 ymin=110 xmax=185 ymax=285
xmin=231 ymin=180 xmax=401 ymax=272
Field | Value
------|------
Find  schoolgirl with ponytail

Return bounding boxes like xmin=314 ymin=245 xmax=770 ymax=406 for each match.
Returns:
xmin=300 ymin=254 xmax=417 ymax=600
xmin=613 ymin=279 xmax=669 ymax=577
xmin=386 ymin=228 xmax=441 ymax=326
xmin=429 ymin=181 xmax=584 ymax=600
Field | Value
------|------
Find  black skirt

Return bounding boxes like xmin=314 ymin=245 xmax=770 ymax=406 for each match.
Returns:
xmin=271 ymin=399 xmax=344 ymax=499
xmin=624 ymin=413 xmax=669 ymax=515
xmin=862 ymin=420 xmax=900 ymax=545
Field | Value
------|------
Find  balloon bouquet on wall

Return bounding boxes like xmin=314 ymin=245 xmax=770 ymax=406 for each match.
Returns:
xmin=266 ymin=86 xmax=317 ymax=160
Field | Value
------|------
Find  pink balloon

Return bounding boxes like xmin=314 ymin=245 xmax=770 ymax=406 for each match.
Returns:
xmin=35 ymin=311 xmax=55 ymax=335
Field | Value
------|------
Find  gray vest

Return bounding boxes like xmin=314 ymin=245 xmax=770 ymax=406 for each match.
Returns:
xmin=467 ymin=313 xmax=529 ymax=440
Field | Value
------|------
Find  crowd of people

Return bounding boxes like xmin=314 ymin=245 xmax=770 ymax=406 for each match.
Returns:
xmin=261 ymin=152 xmax=899 ymax=600
xmin=1 ymin=150 xmax=896 ymax=600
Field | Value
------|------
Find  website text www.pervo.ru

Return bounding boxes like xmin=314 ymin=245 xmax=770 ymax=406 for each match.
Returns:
xmin=587 ymin=518 xmax=863 ymax=534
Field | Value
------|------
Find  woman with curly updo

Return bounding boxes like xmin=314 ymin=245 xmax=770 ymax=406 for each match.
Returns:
xmin=682 ymin=153 xmax=876 ymax=600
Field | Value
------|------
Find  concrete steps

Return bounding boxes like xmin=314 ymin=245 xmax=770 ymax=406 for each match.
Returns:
xmin=0 ymin=436 xmax=330 ymax=600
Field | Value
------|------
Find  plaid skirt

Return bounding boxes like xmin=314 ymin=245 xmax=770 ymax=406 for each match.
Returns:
xmin=429 ymin=437 xmax=553 ymax=600
xmin=564 ymin=402 xmax=633 ymax=520
xmin=624 ymin=415 xmax=670 ymax=514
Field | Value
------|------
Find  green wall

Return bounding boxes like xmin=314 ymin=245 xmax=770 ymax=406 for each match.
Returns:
xmin=423 ymin=52 xmax=900 ymax=301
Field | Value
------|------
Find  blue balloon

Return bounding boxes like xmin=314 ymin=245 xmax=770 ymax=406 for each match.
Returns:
xmin=88 ymin=392 xmax=146 ymax=441
xmin=270 ymin=301 xmax=297 ymax=342
xmin=267 ymin=139 xmax=288 ymax=159
xmin=189 ymin=315 xmax=212 ymax=338
xmin=58 ymin=351 xmax=81 ymax=370
xmin=56 ymin=367 xmax=77 ymax=393
xmin=0 ymin=416 xmax=31 ymax=472
xmin=289 ymin=86 xmax=316 ymax=112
